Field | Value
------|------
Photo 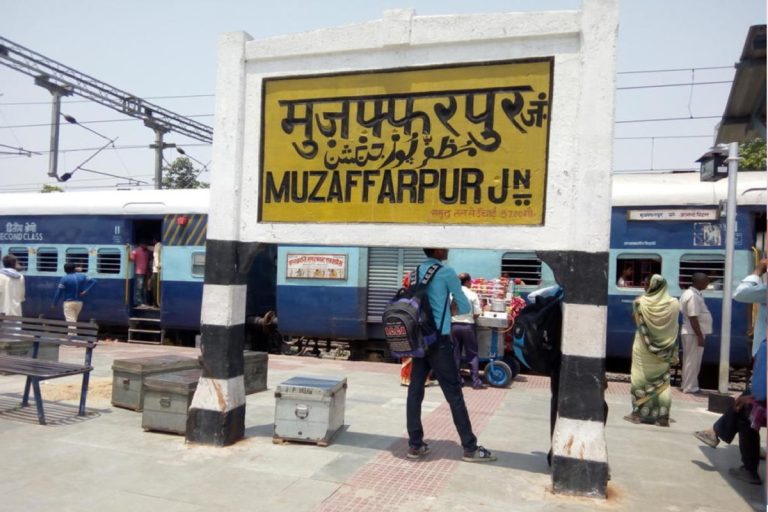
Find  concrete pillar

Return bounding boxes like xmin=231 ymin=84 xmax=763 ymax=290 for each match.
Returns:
xmin=540 ymin=251 xmax=610 ymax=496
xmin=540 ymin=0 xmax=617 ymax=497
xmin=186 ymin=31 xmax=253 ymax=446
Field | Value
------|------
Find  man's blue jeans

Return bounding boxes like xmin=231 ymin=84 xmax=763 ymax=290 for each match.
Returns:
xmin=407 ymin=335 xmax=478 ymax=452
xmin=133 ymin=275 xmax=145 ymax=306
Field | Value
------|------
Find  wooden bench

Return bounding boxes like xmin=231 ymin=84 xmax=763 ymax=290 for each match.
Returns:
xmin=0 ymin=316 xmax=98 ymax=425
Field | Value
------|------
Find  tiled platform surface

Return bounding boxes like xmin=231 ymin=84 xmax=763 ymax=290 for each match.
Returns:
xmin=0 ymin=341 xmax=763 ymax=512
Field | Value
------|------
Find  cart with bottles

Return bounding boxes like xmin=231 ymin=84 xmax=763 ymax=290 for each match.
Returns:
xmin=467 ymin=277 xmax=526 ymax=387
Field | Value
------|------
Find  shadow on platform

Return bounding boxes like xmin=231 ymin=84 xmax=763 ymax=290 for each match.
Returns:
xmin=0 ymin=394 xmax=108 ymax=426
xmin=245 ymin=422 xmax=550 ymax=475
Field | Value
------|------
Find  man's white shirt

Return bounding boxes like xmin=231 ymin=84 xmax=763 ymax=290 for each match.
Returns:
xmin=451 ymin=286 xmax=482 ymax=324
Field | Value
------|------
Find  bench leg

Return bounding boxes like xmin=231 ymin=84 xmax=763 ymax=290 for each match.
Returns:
xmin=21 ymin=376 xmax=32 ymax=407
xmin=78 ymin=371 xmax=91 ymax=417
xmin=31 ymin=379 xmax=46 ymax=425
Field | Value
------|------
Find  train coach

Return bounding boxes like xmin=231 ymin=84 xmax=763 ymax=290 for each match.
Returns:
xmin=0 ymin=189 xmax=275 ymax=344
xmin=0 ymin=171 xmax=764 ymax=385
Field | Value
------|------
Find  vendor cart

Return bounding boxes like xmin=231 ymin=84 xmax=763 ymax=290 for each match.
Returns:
xmin=467 ymin=279 xmax=525 ymax=388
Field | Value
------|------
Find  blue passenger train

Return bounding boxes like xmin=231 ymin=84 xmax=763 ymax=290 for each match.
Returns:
xmin=0 ymin=171 xmax=764 ymax=384
xmin=0 ymin=190 xmax=212 ymax=338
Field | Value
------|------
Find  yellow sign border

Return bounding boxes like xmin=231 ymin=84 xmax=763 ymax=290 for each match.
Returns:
xmin=259 ymin=58 xmax=554 ymax=226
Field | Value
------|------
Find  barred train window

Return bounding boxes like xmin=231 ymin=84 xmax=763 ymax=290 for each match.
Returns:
xmin=616 ymin=254 xmax=661 ymax=288
xmin=97 ymin=248 xmax=122 ymax=274
xmin=66 ymin=247 xmax=89 ymax=273
xmin=191 ymin=252 xmax=205 ymax=276
xmin=8 ymin=247 xmax=28 ymax=271
xmin=500 ymin=253 xmax=542 ymax=286
xmin=37 ymin=247 xmax=58 ymax=273
xmin=679 ymin=254 xmax=725 ymax=290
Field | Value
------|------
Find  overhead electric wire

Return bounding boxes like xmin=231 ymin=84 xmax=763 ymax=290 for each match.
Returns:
xmin=0 ymin=93 xmax=214 ymax=106
xmin=0 ymin=173 xmax=155 ymax=188
xmin=0 ymin=65 xmax=737 ymax=107
xmin=615 ymin=115 xmax=722 ymax=124
xmin=0 ymin=141 xmax=210 ymax=156
xmin=0 ymin=142 xmax=39 ymax=155
xmin=615 ymin=134 xmax=713 ymax=140
xmin=0 ymin=182 xmax=154 ymax=192
xmin=616 ymin=80 xmax=732 ymax=90
xmin=0 ymin=113 xmax=214 ymax=130
xmin=77 ymin=167 xmax=149 ymax=185
xmin=616 ymin=65 xmax=733 ymax=75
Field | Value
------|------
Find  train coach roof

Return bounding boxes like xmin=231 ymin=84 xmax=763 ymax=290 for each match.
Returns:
xmin=612 ymin=171 xmax=767 ymax=207
xmin=0 ymin=189 xmax=209 ymax=215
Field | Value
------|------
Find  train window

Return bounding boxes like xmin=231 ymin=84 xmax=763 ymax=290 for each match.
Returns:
xmin=500 ymin=253 xmax=542 ymax=285
xmin=8 ymin=247 xmax=28 ymax=271
xmin=191 ymin=252 xmax=205 ymax=276
xmin=97 ymin=249 xmax=122 ymax=274
xmin=616 ymin=254 xmax=661 ymax=288
xmin=65 ymin=248 xmax=89 ymax=273
xmin=679 ymin=254 xmax=725 ymax=290
xmin=36 ymin=248 xmax=59 ymax=273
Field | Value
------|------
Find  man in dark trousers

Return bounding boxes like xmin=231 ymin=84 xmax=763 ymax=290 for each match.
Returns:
xmin=694 ymin=338 xmax=766 ymax=485
xmin=406 ymin=248 xmax=496 ymax=462
xmin=452 ymin=272 xmax=485 ymax=389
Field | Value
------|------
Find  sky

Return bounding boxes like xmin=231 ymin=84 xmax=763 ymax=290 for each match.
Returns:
xmin=0 ymin=0 xmax=765 ymax=192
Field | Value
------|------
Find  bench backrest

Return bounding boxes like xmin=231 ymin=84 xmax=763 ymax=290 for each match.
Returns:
xmin=0 ymin=315 xmax=98 ymax=349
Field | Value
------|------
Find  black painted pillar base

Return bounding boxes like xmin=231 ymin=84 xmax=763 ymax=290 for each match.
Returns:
xmin=552 ymin=456 xmax=609 ymax=497
xmin=186 ymin=404 xmax=246 ymax=446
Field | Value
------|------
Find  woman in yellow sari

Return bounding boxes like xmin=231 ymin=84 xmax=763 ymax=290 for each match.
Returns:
xmin=624 ymin=274 xmax=680 ymax=427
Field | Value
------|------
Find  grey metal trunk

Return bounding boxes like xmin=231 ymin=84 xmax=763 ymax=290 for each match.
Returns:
xmin=142 ymin=369 xmax=202 ymax=435
xmin=273 ymin=375 xmax=347 ymax=446
xmin=244 ymin=350 xmax=268 ymax=394
xmin=111 ymin=355 xmax=200 ymax=411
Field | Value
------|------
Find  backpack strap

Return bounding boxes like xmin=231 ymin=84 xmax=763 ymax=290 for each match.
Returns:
xmin=417 ymin=263 xmax=450 ymax=334
xmin=436 ymin=293 xmax=450 ymax=332
xmin=418 ymin=263 xmax=442 ymax=286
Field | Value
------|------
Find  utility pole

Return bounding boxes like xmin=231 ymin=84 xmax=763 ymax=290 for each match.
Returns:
xmin=35 ymin=76 xmax=72 ymax=179
xmin=0 ymin=36 xmax=212 ymax=185
xmin=718 ymin=142 xmax=739 ymax=393
xmin=145 ymin=120 xmax=174 ymax=189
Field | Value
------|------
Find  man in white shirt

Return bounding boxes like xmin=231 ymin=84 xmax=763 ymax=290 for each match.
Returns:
xmin=452 ymin=273 xmax=485 ymax=390
xmin=0 ymin=254 xmax=25 ymax=316
xmin=679 ymin=273 xmax=713 ymax=394
xmin=733 ymin=259 xmax=767 ymax=358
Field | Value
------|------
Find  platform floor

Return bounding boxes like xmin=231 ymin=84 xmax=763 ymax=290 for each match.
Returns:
xmin=0 ymin=341 xmax=764 ymax=511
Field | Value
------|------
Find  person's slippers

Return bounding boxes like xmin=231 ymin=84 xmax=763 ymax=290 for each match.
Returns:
xmin=694 ymin=430 xmax=720 ymax=448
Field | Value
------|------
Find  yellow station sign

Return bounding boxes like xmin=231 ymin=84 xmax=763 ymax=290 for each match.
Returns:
xmin=260 ymin=59 xmax=553 ymax=225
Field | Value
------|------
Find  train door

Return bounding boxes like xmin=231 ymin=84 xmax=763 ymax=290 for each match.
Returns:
xmin=130 ymin=219 xmax=163 ymax=308
xmin=124 ymin=219 xmax=163 ymax=344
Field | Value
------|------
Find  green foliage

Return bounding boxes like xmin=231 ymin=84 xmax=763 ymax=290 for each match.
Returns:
xmin=739 ymin=138 xmax=766 ymax=171
xmin=161 ymin=156 xmax=210 ymax=189
xmin=41 ymin=184 xmax=63 ymax=193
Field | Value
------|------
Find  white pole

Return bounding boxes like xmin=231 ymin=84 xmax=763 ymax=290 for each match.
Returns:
xmin=718 ymin=142 xmax=739 ymax=393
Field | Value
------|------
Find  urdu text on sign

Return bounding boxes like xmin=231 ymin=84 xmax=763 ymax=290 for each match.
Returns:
xmin=259 ymin=59 xmax=553 ymax=225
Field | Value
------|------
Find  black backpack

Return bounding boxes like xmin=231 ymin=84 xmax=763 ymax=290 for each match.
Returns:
xmin=511 ymin=288 xmax=563 ymax=374
xmin=382 ymin=263 xmax=448 ymax=358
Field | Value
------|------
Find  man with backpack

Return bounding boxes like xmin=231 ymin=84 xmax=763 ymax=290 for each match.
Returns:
xmin=405 ymin=248 xmax=497 ymax=462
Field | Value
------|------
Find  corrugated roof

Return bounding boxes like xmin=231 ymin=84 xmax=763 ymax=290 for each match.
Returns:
xmin=716 ymin=24 xmax=766 ymax=144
